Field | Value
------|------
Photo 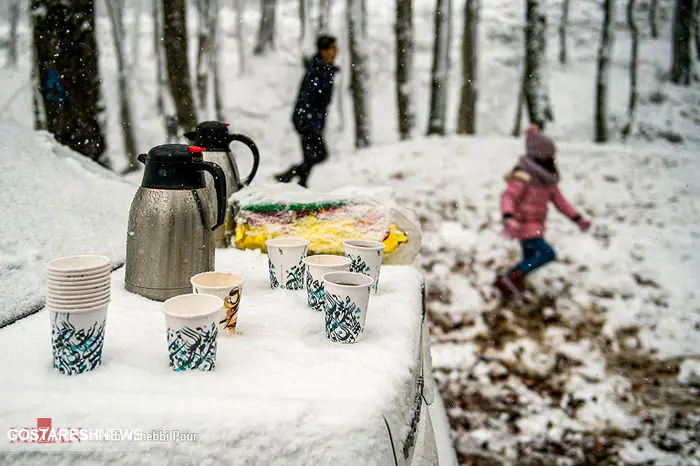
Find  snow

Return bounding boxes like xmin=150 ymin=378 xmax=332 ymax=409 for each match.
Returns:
xmin=678 ymin=359 xmax=700 ymax=387
xmin=0 ymin=120 xmax=136 ymax=328
xmin=0 ymin=249 xmax=429 ymax=465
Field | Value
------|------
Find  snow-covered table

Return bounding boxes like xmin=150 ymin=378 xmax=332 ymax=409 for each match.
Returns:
xmin=0 ymin=249 xmax=439 ymax=465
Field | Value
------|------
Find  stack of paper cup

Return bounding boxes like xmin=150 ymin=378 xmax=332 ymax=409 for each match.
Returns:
xmin=46 ymin=255 xmax=111 ymax=375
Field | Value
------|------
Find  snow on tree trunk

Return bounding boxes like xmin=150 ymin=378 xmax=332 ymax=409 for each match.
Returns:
xmin=696 ymin=1 xmax=700 ymax=60
xmin=162 ymin=0 xmax=197 ymax=132
xmin=511 ymin=69 xmax=525 ymax=136
xmin=235 ymin=0 xmax=246 ymax=75
xmin=395 ymin=0 xmax=415 ymax=140
xmin=154 ymin=0 xmax=165 ymax=116
xmin=670 ymin=0 xmax=694 ymax=85
xmin=300 ymin=0 xmax=315 ymax=54
xmin=457 ymin=0 xmax=478 ymax=135
xmin=347 ymin=0 xmax=371 ymax=148
xmin=427 ymin=0 xmax=452 ymax=136
xmin=649 ymin=0 xmax=658 ymax=38
xmin=131 ymin=0 xmax=142 ymax=76
xmin=594 ymin=0 xmax=615 ymax=143
xmin=7 ymin=0 xmax=20 ymax=68
xmin=30 ymin=0 xmax=106 ymax=161
xmin=196 ymin=0 xmax=213 ymax=113
xmin=210 ymin=0 xmax=224 ymax=121
xmin=558 ymin=0 xmax=570 ymax=65
xmin=254 ymin=0 xmax=277 ymax=55
xmin=622 ymin=0 xmax=639 ymax=140
xmin=318 ymin=0 xmax=332 ymax=33
xmin=523 ymin=0 xmax=554 ymax=130
xmin=30 ymin=45 xmax=45 ymax=130
xmin=106 ymin=0 xmax=138 ymax=173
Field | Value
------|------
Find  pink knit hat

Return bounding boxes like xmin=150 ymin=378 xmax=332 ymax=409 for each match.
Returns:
xmin=524 ymin=125 xmax=556 ymax=158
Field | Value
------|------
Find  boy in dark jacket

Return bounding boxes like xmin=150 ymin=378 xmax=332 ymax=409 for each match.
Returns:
xmin=275 ymin=35 xmax=339 ymax=187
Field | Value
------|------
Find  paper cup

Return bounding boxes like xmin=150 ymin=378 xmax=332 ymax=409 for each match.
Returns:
xmin=191 ymin=272 xmax=244 ymax=336
xmin=163 ymin=294 xmax=222 ymax=371
xmin=265 ymin=237 xmax=310 ymax=290
xmin=47 ymin=269 xmax=110 ymax=282
xmin=47 ymin=255 xmax=110 ymax=274
xmin=48 ymin=286 xmax=110 ymax=300
xmin=343 ymin=240 xmax=386 ymax=293
xmin=47 ymin=296 xmax=111 ymax=310
xmin=47 ymin=273 xmax=111 ymax=286
xmin=303 ymin=255 xmax=351 ymax=312
xmin=47 ymin=280 xmax=111 ymax=293
xmin=322 ymin=272 xmax=373 ymax=344
xmin=50 ymin=302 xmax=109 ymax=375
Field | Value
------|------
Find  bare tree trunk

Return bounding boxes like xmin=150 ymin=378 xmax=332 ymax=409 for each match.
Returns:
xmin=670 ymin=0 xmax=694 ymax=85
xmin=523 ymin=0 xmax=554 ymax=130
xmin=361 ymin=0 xmax=367 ymax=36
xmin=210 ymin=0 xmax=225 ymax=121
xmin=649 ymin=0 xmax=658 ymax=38
xmin=196 ymin=0 xmax=212 ymax=112
xmin=300 ymin=0 xmax=315 ymax=53
xmin=558 ymin=0 xmax=569 ymax=64
xmin=457 ymin=0 xmax=478 ymax=134
xmin=235 ymin=0 xmax=246 ymax=75
xmin=154 ymin=0 xmax=165 ymax=116
xmin=594 ymin=0 xmax=615 ymax=143
xmin=163 ymin=0 xmax=197 ymax=132
xmin=30 ymin=45 xmax=45 ymax=130
xmin=696 ymin=1 xmax=700 ymax=60
xmin=131 ymin=0 xmax=142 ymax=74
xmin=254 ymin=0 xmax=277 ymax=55
xmin=395 ymin=0 xmax=415 ymax=139
xmin=7 ymin=0 xmax=20 ymax=67
xmin=622 ymin=0 xmax=638 ymax=139
xmin=30 ymin=0 xmax=106 ymax=161
xmin=347 ymin=0 xmax=371 ymax=147
xmin=318 ymin=0 xmax=332 ymax=33
xmin=106 ymin=0 xmax=138 ymax=173
xmin=427 ymin=0 xmax=451 ymax=135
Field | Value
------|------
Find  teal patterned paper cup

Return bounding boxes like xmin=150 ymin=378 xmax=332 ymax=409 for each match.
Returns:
xmin=302 ymin=255 xmax=351 ymax=312
xmin=323 ymin=272 xmax=373 ymax=344
xmin=265 ymin=237 xmax=310 ymax=290
xmin=343 ymin=240 xmax=385 ymax=294
xmin=49 ymin=303 xmax=108 ymax=375
xmin=163 ymin=294 xmax=222 ymax=372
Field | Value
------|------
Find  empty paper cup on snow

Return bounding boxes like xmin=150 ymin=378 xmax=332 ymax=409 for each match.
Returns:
xmin=191 ymin=271 xmax=244 ymax=336
xmin=343 ymin=240 xmax=385 ymax=293
xmin=47 ymin=255 xmax=110 ymax=278
xmin=266 ymin=237 xmax=310 ymax=290
xmin=323 ymin=272 xmax=373 ymax=344
xmin=163 ymin=294 xmax=222 ymax=371
xmin=303 ymin=255 xmax=351 ymax=312
xmin=50 ymin=302 xmax=109 ymax=375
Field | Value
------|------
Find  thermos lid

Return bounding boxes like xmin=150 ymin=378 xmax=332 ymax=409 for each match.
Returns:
xmin=183 ymin=121 xmax=231 ymax=152
xmin=138 ymin=144 xmax=208 ymax=189
xmin=146 ymin=144 xmax=206 ymax=163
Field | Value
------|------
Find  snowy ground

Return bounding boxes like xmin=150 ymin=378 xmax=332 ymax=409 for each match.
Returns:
xmin=0 ymin=0 xmax=699 ymax=464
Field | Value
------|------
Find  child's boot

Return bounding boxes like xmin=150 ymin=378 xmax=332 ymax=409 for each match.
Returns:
xmin=494 ymin=269 xmax=526 ymax=301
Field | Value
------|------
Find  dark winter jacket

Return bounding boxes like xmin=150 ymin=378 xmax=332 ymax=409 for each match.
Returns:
xmin=292 ymin=55 xmax=339 ymax=134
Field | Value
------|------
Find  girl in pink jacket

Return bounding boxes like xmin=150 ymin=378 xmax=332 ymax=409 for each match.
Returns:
xmin=494 ymin=125 xmax=592 ymax=301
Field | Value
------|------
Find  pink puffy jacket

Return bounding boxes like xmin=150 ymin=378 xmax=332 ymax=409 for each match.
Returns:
xmin=501 ymin=176 xmax=580 ymax=240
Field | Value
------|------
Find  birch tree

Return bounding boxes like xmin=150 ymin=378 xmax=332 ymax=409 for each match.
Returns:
xmin=669 ymin=0 xmax=694 ymax=85
xmin=427 ymin=0 xmax=451 ymax=135
xmin=235 ymin=0 xmax=246 ymax=75
xmin=163 ymin=0 xmax=197 ymax=131
xmin=254 ymin=0 xmax=277 ymax=55
xmin=457 ymin=0 xmax=478 ymax=134
xmin=622 ymin=0 xmax=639 ymax=139
xmin=523 ymin=0 xmax=554 ymax=130
xmin=649 ymin=0 xmax=658 ymax=38
xmin=106 ymin=0 xmax=138 ymax=172
xmin=6 ymin=0 xmax=20 ymax=68
xmin=30 ymin=0 xmax=105 ymax=161
xmin=395 ymin=0 xmax=415 ymax=139
xmin=558 ymin=0 xmax=570 ymax=64
xmin=594 ymin=0 xmax=615 ymax=143
xmin=347 ymin=0 xmax=371 ymax=147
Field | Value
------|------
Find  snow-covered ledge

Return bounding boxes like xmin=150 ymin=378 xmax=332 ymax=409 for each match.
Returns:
xmin=0 ymin=248 xmax=448 ymax=465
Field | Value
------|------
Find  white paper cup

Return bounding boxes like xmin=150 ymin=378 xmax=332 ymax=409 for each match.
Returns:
xmin=303 ymin=255 xmax=351 ymax=312
xmin=265 ymin=237 xmax=310 ymax=290
xmin=47 ymin=269 xmax=110 ymax=282
xmin=48 ymin=285 xmax=110 ymax=300
xmin=343 ymin=240 xmax=386 ymax=293
xmin=50 ymin=302 xmax=109 ymax=375
xmin=47 ymin=273 xmax=111 ymax=286
xmin=47 ymin=282 xmax=111 ymax=295
xmin=191 ymin=272 xmax=244 ymax=336
xmin=163 ymin=294 xmax=222 ymax=371
xmin=322 ymin=272 xmax=374 ymax=344
xmin=47 ymin=255 xmax=110 ymax=273
xmin=47 ymin=295 xmax=111 ymax=310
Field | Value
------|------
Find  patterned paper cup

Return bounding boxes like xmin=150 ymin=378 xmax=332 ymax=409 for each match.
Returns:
xmin=343 ymin=240 xmax=386 ymax=293
xmin=265 ymin=237 xmax=310 ymax=290
xmin=322 ymin=272 xmax=374 ymax=344
xmin=190 ymin=272 xmax=244 ymax=336
xmin=49 ymin=302 xmax=109 ymax=375
xmin=302 ymin=255 xmax=351 ymax=312
xmin=163 ymin=294 xmax=222 ymax=371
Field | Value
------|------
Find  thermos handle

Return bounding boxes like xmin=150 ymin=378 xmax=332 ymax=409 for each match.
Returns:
xmin=193 ymin=161 xmax=227 ymax=231
xmin=228 ymin=133 xmax=260 ymax=186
